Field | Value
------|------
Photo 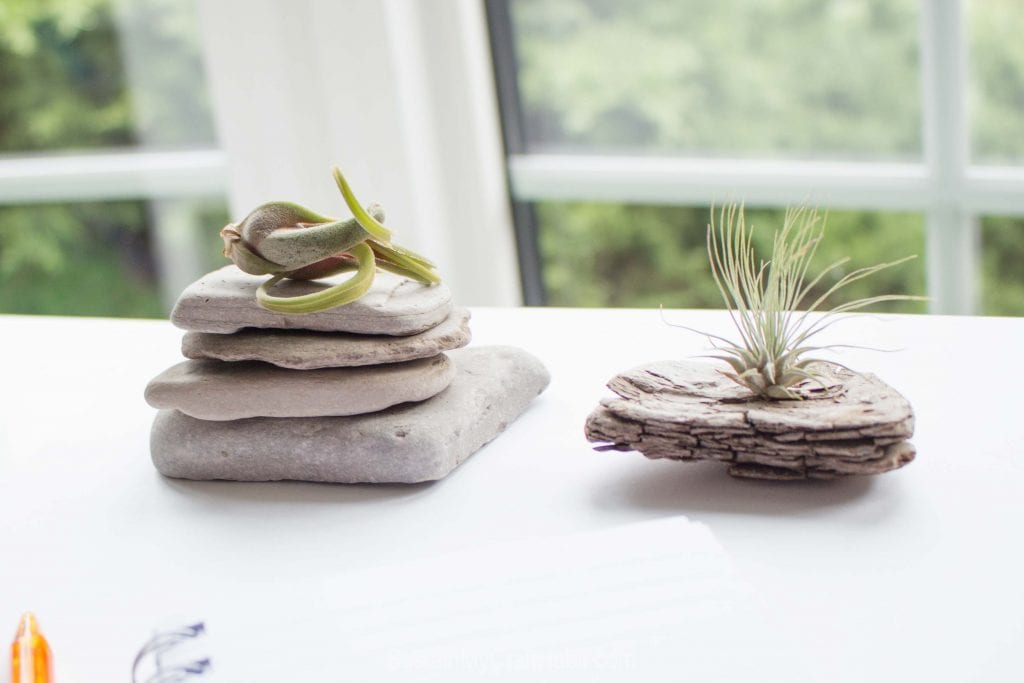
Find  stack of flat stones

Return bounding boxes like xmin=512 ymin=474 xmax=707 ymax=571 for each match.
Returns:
xmin=585 ymin=360 xmax=915 ymax=481
xmin=145 ymin=265 xmax=549 ymax=483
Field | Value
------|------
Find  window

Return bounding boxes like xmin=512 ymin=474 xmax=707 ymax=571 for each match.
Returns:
xmin=487 ymin=0 xmax=1024 ymax=315
xmin=0 ymin=0 xmax=228 ymax=317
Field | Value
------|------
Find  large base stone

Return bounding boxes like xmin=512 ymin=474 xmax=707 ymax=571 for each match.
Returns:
xmin=144 ymin=355 xmax=454 ymax=421
xmin=171 ymin=265 xmax=452 ymax=335
xmin=180 ymin=308 xmax=471 ymax=369
xmin=150 ymin=346 xmax=550 ymax=483
xmin=585 ymin=360 xmax=916 ymax=480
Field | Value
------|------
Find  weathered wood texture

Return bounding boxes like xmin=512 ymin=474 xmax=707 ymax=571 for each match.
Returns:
xmin=585 ymin=361 xmax=916 ymax=480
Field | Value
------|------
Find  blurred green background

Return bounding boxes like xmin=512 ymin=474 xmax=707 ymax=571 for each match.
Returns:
xmin=0 ymin=0 xmax=225 ymax=317
xmin=1 ymin=0 xmax=1022 ymax=317
xmin=512 ymin=0 xmax=1024 ymax=315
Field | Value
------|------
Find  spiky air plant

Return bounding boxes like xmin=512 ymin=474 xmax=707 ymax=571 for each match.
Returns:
xmin=678 ymin=204 xmax=922 ymax=400
xmin=219 ymin=166 xmax=440 ymax=313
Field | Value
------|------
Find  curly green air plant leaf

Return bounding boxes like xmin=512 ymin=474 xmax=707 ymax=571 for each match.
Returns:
xmin=219 ymin=166 xmax=441 ymax=313
xmin=669 ymin=204 xmax=925 ymax=400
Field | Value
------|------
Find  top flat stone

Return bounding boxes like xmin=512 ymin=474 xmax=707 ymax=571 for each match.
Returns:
xmin=170 ymin=265 xmax=452 ymax=335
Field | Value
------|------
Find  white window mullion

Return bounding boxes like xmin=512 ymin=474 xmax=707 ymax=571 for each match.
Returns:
xmin=921 ymin=0 xmax=976 ymax=315
xmin=0 ymin=150 xmax=227 ymax=203
xmin=965 ymin=166 xmax=1024 ymax=216
xmin=508 ymin=154 xmax=932 ymax=210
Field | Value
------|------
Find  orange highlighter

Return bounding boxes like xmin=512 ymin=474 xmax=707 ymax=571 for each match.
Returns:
xmin=11 ymin=613 xmax=53 ymax=683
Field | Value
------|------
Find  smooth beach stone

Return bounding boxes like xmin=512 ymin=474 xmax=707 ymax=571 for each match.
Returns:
xmin=170 ymin=265 xmax=452 ymax=335
xmin=145 ymin=355 xmax=454 ymax=421
xmin=150 ymin=346 xmax=550 ymax=484
xmin=180 ymin=307 xmax=471 ymax=369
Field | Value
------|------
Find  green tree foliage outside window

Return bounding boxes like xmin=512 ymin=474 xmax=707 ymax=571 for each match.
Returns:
xmin=511 ymin=0 xmax=1024 ymax=314
xmin=980 ymin=217 xmax=1024 ymax=316
xmin=538 ymin=202 xmax=927 ymax=313
xmin=511 ymin=0 xmax=921 ymax=159
xmin=0 ymin=0 xmax=221 ymax=318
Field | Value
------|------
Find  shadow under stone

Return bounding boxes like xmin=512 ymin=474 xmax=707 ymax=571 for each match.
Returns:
xmin=160 ymin=474 xmax=437 ymax=508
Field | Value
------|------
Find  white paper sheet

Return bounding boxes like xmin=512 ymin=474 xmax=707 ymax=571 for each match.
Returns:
xmin=182 ymin=516 xmax=810 ymax=681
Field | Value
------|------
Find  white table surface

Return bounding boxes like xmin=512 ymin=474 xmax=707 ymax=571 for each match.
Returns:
xmin=2 ymin=308 xmax=1022 ymax=681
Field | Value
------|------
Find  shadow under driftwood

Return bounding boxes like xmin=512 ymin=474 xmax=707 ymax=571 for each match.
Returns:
xmin=592 ymin=460 xmax=883 ymax=518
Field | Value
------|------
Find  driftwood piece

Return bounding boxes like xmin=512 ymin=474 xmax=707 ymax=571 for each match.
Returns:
xmin=585 ymin=361 xmax=915 ymax=480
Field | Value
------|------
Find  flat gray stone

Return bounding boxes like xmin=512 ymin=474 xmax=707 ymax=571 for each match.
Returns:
xmin=170 ymin=265 xmax=452 ymax=335
xmin=180 ymin=308 xmax=471 ymax=369
xmin=150 ymin=346 xmax=550 ymax=483
xmin=145 ymin=355 xmax=454 ymax=421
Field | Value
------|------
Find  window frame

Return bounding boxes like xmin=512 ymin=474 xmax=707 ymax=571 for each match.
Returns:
xmin=4 ymin=0 xmax=1019 ymax=314
xmin=0 ymin=0 xmax=523 ymax=311
xmin=487 ymin=0 xmax=1024 ymax=314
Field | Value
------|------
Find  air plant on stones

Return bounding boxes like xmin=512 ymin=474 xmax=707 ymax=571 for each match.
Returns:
xmin=678 ymin=204 xmax=922 ymax=400
xmin=219 ymin=166 xmax=440 ymax=314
